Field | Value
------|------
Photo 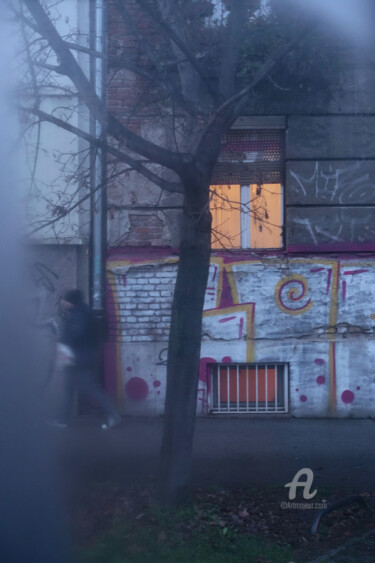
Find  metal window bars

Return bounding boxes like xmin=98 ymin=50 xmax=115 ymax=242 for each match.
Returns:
xmin=210 ymin=363 xmax=288 ymax=414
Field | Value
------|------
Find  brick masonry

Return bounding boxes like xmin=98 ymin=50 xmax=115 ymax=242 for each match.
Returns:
xmin=108 ymin=261 xmax=177 ymax=343
xmin=106 ymin=250 xmax=375 ymax=417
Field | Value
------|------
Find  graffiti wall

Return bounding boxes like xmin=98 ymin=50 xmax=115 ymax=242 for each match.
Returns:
xmin=106 ymin=249 xmax=375 ymax=418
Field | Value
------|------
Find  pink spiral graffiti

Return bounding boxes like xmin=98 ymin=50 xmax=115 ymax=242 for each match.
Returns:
xmin=278 ymin=278 xmax=311 ymax=312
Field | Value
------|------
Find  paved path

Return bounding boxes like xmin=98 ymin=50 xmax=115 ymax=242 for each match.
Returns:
xmin=52 ymin=417 xmax=375 ymax=493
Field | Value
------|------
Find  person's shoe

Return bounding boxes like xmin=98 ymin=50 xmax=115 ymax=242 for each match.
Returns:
xmin=101 ymin=415 xmax=121 ymax=430
xmin=49 ymin=419 xmax=68 ymax=428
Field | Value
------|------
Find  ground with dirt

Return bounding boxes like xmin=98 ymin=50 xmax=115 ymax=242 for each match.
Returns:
xmin=55 ymin=417 xmax=375 ymax=561
xmin=71 ymin=483 xmax=375 ymax=562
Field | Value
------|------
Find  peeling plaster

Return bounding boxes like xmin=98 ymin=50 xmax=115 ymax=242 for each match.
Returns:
xmin=106 ymin=252 xmax=375 ymax=418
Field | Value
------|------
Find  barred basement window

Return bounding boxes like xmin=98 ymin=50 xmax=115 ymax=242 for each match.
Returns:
xmin=210 ymin=121 xmax=284 ymax=249
xmin=210 ymin=363 xmax=288 ymax=414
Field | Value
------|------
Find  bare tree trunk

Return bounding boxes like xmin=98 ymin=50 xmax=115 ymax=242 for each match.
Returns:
xmin=160 ymin=190 xmax=211 ymax=506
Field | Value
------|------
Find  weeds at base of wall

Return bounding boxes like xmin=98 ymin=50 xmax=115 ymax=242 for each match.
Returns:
xmin=75 ymin=523 xmax=291 ymax=563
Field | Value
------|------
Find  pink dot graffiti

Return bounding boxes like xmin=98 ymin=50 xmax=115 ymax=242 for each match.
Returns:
xmin=222 ymin=356 xmax=232 ymax=363
xmin=126 ymin=366 xmax=132 ymax=372
xmin=153 ymin=380 xmax=161 ymax=388
xmin=316 ymin=375 xmax=326 ymax=385
xmin=125 ymin=377 xmax=149 ymax=401
xmin=341 ymin=390 xmax=355 ymax=404
xmin=314 ymin=359 xmax=325 ymax=365
xmin=300 ymin=395 xmax=307 ymax=402
xmin=356 ymin=386 xmax=361 ymax=390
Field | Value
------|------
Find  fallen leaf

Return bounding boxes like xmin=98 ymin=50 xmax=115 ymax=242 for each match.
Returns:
xmin=135 ymin=513 xmax=144 ymax=520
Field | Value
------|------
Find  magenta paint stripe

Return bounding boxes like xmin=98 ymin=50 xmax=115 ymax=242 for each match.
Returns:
xmin=326 ymin=269 xmax=332 ymax=295
xmin=108 ymin=246 xmax=178 ymax=261
xmin=220 ymin=253 xmax=284 ymax=263
xmin=199 ymin=357 xmax=216 ymax=393
xmin=109 ymin=246 xmax=375 ymax=265
xmin=310 ymin=267 xmax=325 ymax=273
xmin=288 ymin=242 xmax=375 ymax=253
xmin=219 ymin=316 xmax=236 ymax=323
xmin=330 ymin=341 xmax=337 ymax=414
xmin=212 ymin=265 xmax=218 ymax=282
xmin=342 ymin=280 xmax=346 ymax=301
xmin=104 ymin=277 xmax=120 ymax=398
xmin=239 ymin=317 xmax=244 ymax=338
xmin=219 ymin=269 xmax=235 ymax=308
xmin=336 ymin=262 xmax=341 ymax=299
xmin=343 ymin=269 xmax=369 ymax=275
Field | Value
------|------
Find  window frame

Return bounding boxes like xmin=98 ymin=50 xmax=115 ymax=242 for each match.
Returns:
xmin=209 ymin=362 xmax=289 ymax=414
xmin=210 ymin=182 xmax=284 ymax=250
xmin=211 ymin=117 xmax=286 ymax=252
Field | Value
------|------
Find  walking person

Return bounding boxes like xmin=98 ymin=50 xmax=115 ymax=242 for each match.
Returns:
xmin=53 ymin=289 xmax=121 ymax=430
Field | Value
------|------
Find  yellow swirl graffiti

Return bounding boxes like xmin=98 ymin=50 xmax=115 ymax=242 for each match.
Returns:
xmin=274 ymin=274 xmax=313 ymax=316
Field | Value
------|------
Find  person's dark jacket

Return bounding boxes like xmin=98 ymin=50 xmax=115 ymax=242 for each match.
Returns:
xmin=60 ymin=303 xmax=97 ymax=368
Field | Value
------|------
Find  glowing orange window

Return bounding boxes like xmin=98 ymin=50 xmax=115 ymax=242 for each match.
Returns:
xmin=210 ymin=183 xmax=283 ymax=249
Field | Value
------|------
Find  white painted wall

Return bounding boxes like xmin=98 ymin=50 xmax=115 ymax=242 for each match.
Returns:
xmin=17 ymin=0 xmax=90 ymax=242
xmin=107 ymin=253 xmax=375 ymax=418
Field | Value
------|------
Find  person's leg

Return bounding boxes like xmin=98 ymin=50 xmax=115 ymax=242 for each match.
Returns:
xmin=76 ymin=369 xmax=120 ymax=425
xmin=56 ymin=366 xmax=76 ymax=424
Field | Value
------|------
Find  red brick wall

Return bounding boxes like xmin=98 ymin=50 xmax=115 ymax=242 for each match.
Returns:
xmin=107 ymin=1 xmax=182 ymax=248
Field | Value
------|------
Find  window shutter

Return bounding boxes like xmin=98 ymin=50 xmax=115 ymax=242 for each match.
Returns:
xmin=212 ymin=128 xmax=284 ymax=185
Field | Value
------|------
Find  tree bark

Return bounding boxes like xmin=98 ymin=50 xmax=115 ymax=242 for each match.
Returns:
xmin=160 ymin=188 xmax=211 ymax=506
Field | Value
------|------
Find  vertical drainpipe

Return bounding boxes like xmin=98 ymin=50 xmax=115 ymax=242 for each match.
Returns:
xmin=89 ymin=0 xmax=107 ymax=331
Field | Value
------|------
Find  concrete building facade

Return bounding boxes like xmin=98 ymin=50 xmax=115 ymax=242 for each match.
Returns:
xmin=22 ymin=2 xmax=375 ymax=418
xmin=23 ymin=0 xmax=92 ymax=320
xmin=105 ymin=6 xmax=375 ymax=418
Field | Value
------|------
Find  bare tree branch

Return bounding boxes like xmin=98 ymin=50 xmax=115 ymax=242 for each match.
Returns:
xmin=33 ymin=61 xmax=66 ymax=74
xmin=22 ymin=0 xmax=191 ymax=173
xmin=137 ymin=0 xmax=218 ymax=103
xmin=114 ymin=0 xmax=201 ymax=117
xmin=20 ymin=105 xmax=184 ymax=194
xmin=193 ymin=22 xmax=311 ymax=159
xmin=62 ymin=39 xmax=102 ymax=59
xmin=218 ymin=0 xmax=249 ymax=99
